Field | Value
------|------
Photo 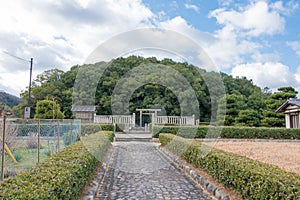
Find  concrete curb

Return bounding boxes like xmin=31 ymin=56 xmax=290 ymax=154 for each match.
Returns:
xmin=158 ymin=146 xmax=230 ymax=200
xmin=81 ymin=146 xmax=114 ymax=200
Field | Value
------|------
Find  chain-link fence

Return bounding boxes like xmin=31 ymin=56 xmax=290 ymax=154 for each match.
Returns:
xmin=0 ymin=117 xmax=81 ymax=180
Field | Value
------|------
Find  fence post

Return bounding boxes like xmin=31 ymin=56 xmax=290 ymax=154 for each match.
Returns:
xmin=192 ymin=114 xmax=195 ymax=125
xmin=57 ymin=120 xmax=60 ymax=152
xmin=1 ymin=115 xmax=6 ymax=181
xmin=70 ymin=119 xmax=73 ymax=145
xmin=113 ymin=123 xmax=116 ymax=135
xmin=38 ymin=119 xmax=40 ymax=163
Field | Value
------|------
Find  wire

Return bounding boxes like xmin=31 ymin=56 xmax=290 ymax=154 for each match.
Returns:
xmin=2 ymin=51 xmax=30 ymax=62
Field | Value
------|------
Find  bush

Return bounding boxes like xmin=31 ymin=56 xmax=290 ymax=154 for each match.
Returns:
xmin=153 ymin=125 xmax=300 ymax=139
xmin=13 ymin=153 xmax=22 ymax=162
xmin=81 ymin=123 xmax=122 ymax=135
xmin=159 ymin=134 xmax=300 ymax=199
xmin=0 ymin=131 xmax=114 ymax=199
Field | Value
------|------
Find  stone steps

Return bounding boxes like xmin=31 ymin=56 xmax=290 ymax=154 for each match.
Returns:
xmin=114 ymin=132 xmax=152 ymax=142
xmin=114 ymin=137 xmax=152 ymax=142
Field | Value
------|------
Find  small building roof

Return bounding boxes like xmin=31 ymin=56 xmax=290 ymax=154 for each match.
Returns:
xmin=71 ymin=105 xmax=96 ymax=112
xmin=276 ymin=98 xmax=300 ymax=113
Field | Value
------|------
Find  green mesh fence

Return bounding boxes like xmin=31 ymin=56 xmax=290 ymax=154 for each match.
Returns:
xmin=0 ymin=118 xmax=81 ymax=179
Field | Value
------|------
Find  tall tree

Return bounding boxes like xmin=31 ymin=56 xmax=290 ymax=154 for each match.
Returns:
xmin=262 ymin=86 xmax=298 ymax=127
xmin=217 ymin=94 xmax=246 ymax=126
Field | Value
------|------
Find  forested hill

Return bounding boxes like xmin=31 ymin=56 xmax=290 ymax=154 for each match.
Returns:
xmin=0 ymin=91 xmax=23 ymax=107
xmin=16 ymin=55 xmax=270 ymax=124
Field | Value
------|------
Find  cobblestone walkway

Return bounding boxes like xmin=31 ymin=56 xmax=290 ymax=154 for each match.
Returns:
xmin=96 ymin=142 xmax=212 ymax=200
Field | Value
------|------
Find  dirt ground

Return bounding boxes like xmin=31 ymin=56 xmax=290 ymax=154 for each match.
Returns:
xmin=212 ymin=140 xmax=300 ymax=175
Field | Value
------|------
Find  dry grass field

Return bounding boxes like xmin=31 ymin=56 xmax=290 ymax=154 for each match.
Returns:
xmin=213 ymin=141 xmax=300 ymax=175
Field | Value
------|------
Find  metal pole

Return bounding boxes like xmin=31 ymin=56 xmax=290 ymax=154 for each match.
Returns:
xmin=27 ymin=58 xmax=33 ymax=107
xmin=1 ymin=116 xmax=6 ymax=181
xmin=57 ymin=120 xmax=60 ymax=152
xmin=70 ymin=119 xmax=72 ymax=145
xmin=38 ymin=119 xmax=40 ymax=163
xmin=140 ymin=110 xmax=142 ymax=127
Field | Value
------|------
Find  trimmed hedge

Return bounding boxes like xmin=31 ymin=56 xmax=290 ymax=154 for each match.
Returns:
xmin=81 ymin=123 xmax=123 ymax=135
xmin=0 ymin=131 xmax=114 ymax=199
xmin=153 ymin=125 xmax=300 ymax=139
xmin=159 ymin=134 xmax=300 ymax=199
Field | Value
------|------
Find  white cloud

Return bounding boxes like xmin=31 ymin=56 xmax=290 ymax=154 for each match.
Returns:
xmin=218 ymin=0 xmax=234 ymax=7
xmin=270 ymin=0 xmax=299 ymax=15
xmin=158 ymin=16 xmax=261 ymax=69
xmin=231 ymin=62 xmax=298 ymax=90
xmin=287 ymin=41 xmax=300 ymax=57
xmin=209 ymin=1 xmax=285 ymax=36
xmin=184 ymin=4 xmax=199 ymax=13
xmin=0 ymin=0 xmax=154 ymax=94
xmin=251 ymin=52 xmax=281 ymax=63
xmin=204 ymin=25 xmax=261 ymax=68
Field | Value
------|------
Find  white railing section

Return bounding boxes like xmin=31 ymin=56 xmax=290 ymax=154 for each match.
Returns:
xmin=94 ymin=113 xmax=197 ymax=126
xmin=94 ymin=114 xmax=135 ymax=125
xmin=153 ymin=115 xmax=195 ymax=125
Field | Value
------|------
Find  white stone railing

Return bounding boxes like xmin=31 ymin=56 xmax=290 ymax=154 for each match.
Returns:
xmin=94 ymin=114 xmax=197 ymax=126
xmin=94 ymin=114 xmax=135 ymax=126
xmin=153 ymin=115 xmax=195 ymax=125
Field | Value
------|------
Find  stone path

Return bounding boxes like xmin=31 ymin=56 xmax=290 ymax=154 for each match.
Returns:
xmin=96 ymin=142 xmax=212 ymax=200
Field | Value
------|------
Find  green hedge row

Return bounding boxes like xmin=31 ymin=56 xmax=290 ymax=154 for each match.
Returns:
xmin=153 ymin=125 xmax=300 ymax=139
xmin=159 ymin=134 xmax=300 ymax=199
xmin=0 ymin=131 xmax=114 ymax=199
xmin=81 ymin=123 xmax=123 ymax=135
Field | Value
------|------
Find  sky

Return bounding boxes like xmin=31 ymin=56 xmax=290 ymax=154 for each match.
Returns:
xmin=0 ymin=0 xmax=300 ymax=96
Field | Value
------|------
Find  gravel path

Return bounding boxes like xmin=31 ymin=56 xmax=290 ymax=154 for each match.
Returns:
xmin=96 ymin=142 xmax=212 ymax=200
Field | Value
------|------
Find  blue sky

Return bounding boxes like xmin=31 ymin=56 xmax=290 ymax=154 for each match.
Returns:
xmin=0 ymin=0 xmax=300 ymax=96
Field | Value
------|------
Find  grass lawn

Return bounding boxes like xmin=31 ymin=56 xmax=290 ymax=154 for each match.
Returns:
xmin=3 ymin=138 xmax=67 ymax=177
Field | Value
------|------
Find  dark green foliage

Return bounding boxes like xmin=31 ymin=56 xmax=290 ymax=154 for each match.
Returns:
xmin=15 ymin=56 xmax=260 ymax=123
xmin=153 ymin=125 xmax=300 ymax=139
xmin=235 ymin=109 xmax=262 ymax=127
xmin=217 ymin=75 xmax=267 ymax=126
xmin=13 ymin=153 xmax=22 ymax=162
xmin=80 ymin=123 xmax=121 ymax=135
xmin=14 ymin=56 xmax=295 ymax=127
xmin=262 ymin=86 xmax=298 ymax=127
xmin=0 ymin=131 xmax=113 ymax=199
xmin=159 ymin=134 xmax=300 ymax=199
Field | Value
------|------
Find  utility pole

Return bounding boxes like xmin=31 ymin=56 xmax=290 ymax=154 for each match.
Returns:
xmin=28 ymin=58 xmax=33 ymax=107
xmin=25 ymin=58 xmax=33 ymax=118
xmin=1 ymin=51 xmax=33 ymax=118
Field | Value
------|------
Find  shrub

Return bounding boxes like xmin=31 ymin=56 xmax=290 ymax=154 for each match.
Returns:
xmin=0 ymin=131 xmax=114 ymax=199
xmin=81 ymin=123 xmax=122 ymax=135
xmin=13 ymin=153 xmax=22 ymax=162
xmin=153 ymin=125 xmax=300 ymax=139
xmin=159 ymin=134 xmax=300 ymax=199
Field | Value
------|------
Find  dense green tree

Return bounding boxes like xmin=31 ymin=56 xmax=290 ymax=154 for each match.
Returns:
xmin=14 ymin=55 xmax=275 ymax=126
xmin=217 ymin=94 xmax=246 ymax=126
xmin=262 ymin=86 xmax=298 ymax=127
xmin=235 ymin=109 xmax=262 ymax=127
xmin=34 ymin=99 xmax=64 ymax=119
